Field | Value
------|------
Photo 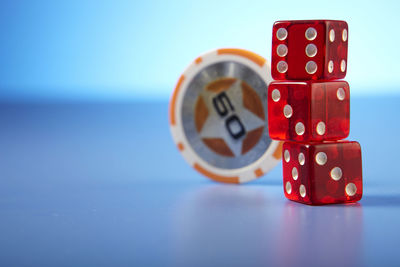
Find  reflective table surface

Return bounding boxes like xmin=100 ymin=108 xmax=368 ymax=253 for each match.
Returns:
xmin=0 ymin=96 xmax=398 ymax=266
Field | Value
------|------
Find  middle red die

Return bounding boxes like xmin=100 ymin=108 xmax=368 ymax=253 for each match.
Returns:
xmin=271 ymin=20 xmax=348 ymax=80
xmin=268 ymin=80 xmax=350 ymax=142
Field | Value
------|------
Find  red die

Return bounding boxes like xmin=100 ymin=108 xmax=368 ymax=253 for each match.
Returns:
xmin=271 ymin=20 xmax=348 ymax=80
xmin=268 ymin=80 xmax=350 ymax=142
xmin=282 ymin=141 xmax=362 ymax=205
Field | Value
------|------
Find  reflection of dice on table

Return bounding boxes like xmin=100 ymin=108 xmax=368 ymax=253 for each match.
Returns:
xmin=268 ymin=20 xmax=363 ymax=205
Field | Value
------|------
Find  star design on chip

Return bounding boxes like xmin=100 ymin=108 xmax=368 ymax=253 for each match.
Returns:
xmin=194 ymin=78 xmax=265 ymax=157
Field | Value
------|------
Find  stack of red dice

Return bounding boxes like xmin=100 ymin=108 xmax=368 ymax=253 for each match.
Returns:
xmin=268 ymin=20 xmax=363 ymax=205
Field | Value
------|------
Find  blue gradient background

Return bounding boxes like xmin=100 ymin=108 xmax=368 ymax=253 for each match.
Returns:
xmin=1 ymin=0 xmax=399 ymax=101
xmin=1 ymin=1 xmax=400 ymax=266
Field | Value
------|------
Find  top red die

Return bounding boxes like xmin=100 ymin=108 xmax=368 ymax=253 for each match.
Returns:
xmin=271 ymin=20 xmax=348 ymax=80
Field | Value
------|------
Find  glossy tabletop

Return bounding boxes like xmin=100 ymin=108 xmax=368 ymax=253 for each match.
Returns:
xmin=0 ymin=96 xmax=398 ymax=266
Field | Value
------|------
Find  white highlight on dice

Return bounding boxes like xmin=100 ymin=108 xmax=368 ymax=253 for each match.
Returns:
xmin=284 ymin=149 xmax=290 ymax=162
xmin=283 ymin=105 xmax=293 ymax=118
xmin=330 ymin=167 xmax=343 ymax=181
xmin=299 ymin=184 xmax=306 ymax=197
xmin=298 ymin=152 xmax=305 ymax=165
xmin=292 ymin=167 xmax=298 ymax=180
xmin=315 ymin=152 xmax=327 ymax=165
xmin=328 ymin=60 xmax=334 ymax=73
xmin=277 ymin=61 xmax=288 ymax=73
xmin=346 ymin=183 xmax=357 ymax=196
xmin=286 ymin=181 xmax=292 ymax=194
xmin=316 ymin=121 xmax=326 ymax=135
xmin=277 ymin=44 xmax=288 ymax=57
xmin=306 ymin=44 xmax=317 ymax=57
xmin=276 ymin=28 xmax=288 ymax=41
xmin=272 ymin=89 xmax=281 ymax=102
xmin=342 ymin=29 xmax=348 ymax=42
xmin=337 ymin=88 xmax=346 ymax=101
xmin=305 ymin=27 xmax=317 ymax=40
xmin=341 ymin=60 xmax=346 ymax=72
xmin=329 ymin=29 xmax=335 ymax=42
xmin=305 ymin=61 xmax=317 ymax=74
xmin=295 ymin=122 xmax=305 ymax=135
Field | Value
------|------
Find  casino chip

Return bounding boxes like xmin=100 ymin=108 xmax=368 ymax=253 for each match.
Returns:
xmin=169 ymin=48 xmax=282 ymax=183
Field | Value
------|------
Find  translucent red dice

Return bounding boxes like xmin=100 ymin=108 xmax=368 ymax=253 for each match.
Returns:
xmin=272 ymin=20 xmax=348 ymax=80
xmin=268 ymin=80 xmax=350 ymax=142
xmin=282 ymin=141 xmax=362 ymax=205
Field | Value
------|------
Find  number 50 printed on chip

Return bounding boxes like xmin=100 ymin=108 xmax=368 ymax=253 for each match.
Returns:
xmin=169 ymin=48 xmax=282 ymax=183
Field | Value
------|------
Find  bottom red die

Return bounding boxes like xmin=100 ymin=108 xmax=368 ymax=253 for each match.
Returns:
xmin=282 ymin=141 xmax=362 ymax=205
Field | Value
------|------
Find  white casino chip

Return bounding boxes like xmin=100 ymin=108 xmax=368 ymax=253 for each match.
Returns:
xmin=169 ymin=48 xmax=282 ymax=183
